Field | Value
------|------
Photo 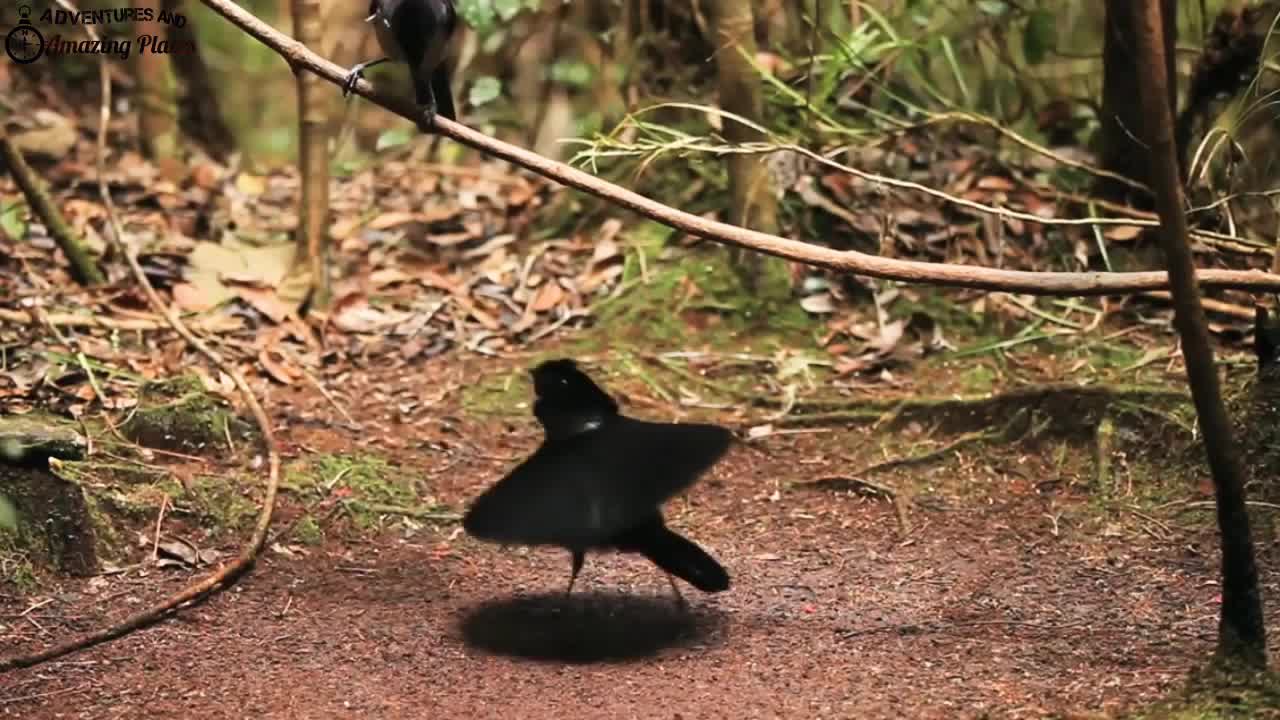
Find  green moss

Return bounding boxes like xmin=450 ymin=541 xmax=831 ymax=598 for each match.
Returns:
xmin=1123 ymin=671 xmax=1280 ymax=719
xmin=959 ymin=363 xmax=997 ymax=393
xmin=292 ymin=515 xmax=324 ymax=546
xmin=285 ymin=453 xmax=432 ymax=531
xmin=119 ymin=375 xmax=256 ymax=455
xmin=186 ymin=475 xmax=259 ymax=531
xmin=460 ymin=369 xmax=533 ymax=417
xmin=590 ymin=225 xmax=817 ymax=352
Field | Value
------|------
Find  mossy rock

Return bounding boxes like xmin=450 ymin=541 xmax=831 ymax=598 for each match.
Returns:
xmin=0 ymin=414 xmax=87 ymax=466
xmin=120 ymin=375 xmax=256 ymax=455
xmin=0 ymin=415 xmax=99 ymax=578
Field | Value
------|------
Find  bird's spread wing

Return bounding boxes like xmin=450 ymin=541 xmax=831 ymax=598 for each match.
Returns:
xmin=463 ymin=419 xmax=732 ymax=548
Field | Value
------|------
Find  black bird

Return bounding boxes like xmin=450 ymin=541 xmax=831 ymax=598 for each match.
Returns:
xmin=463 ymin=359 xmax=732 ymax=605
xmin=342 ymin=0 xmax=457 ymax=132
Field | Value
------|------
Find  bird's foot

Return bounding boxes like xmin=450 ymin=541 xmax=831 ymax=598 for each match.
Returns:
xmin=341 ymin=68 xmax=366 ymax=98
xmin=342 ymin=58 xmax=387 ymax=98
xmin=415 ymin=104 xmax=439 ymax=133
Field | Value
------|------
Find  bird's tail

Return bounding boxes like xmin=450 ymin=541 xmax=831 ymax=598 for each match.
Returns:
xmin=640 ymin=526 xmax=730 ymax=593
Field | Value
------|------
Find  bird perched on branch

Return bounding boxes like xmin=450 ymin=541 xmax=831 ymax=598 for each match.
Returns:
xmin=342 ymin=0 xmax=457 ymax=132
xmin=463 ymin=359 xmax=732 ymax=605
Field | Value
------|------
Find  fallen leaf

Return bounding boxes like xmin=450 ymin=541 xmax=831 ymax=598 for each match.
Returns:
xmin=1104 ymin=224 xmax=1144 ymax=241
xmin=529 ymin=281 xmax=565 ymax=312
xmin=237 ymin=286 xmax=292 ymax=324
xmin=800 ymin=293 xmax=836 ymax=314
xmin=235 ymin=173 xmax=267 ymax=195
xmin=258 ymin=347 xmax=299 ymax=385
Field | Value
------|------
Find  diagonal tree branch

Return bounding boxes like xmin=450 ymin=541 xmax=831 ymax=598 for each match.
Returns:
xmin=197 ymin=0 xmax=1280 ymax=297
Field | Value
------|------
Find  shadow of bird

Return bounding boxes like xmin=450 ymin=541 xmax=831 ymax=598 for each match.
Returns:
xmin=463 ymin=358 xmax=732 ymax=605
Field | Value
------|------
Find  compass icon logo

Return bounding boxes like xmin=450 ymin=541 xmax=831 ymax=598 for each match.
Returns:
xmin=6 ymin=6 xmax=46 ymax=64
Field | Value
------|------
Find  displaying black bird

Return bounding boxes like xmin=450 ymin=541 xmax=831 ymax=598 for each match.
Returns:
xmin=342 ymin=0 xmax=457 ymax=132
xmin=463 ymin=359 xmax=732 ymax=605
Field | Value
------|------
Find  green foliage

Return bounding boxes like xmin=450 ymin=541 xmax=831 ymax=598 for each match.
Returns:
xmin=468 ymin=76 xmax=504 ymax=107
xmin=375 ymin=127 xmax=416 ymax=152
xmin=1022 ymin=9 xmax=1057 ymax=65
xmin=454 ymin=0 xmax=540 ymax=35
xmin=550 ymin=60 xmax=594 ymax=89
xmin=0 ymin=200 xmax=26 ymax=244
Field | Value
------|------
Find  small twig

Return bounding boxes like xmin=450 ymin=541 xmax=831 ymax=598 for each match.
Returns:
xmin=1182 ymin=500 xmax=1280 ymax=512
xmin=18 ymin=598 xmax=54 ymax=617
xmin=149 ymin=494 xmax=169 ymax=562
xmin=298 ymin=366 xmax=361 ymax=429
xmin=839 ymin=618 xmax=1089 ymax=640
xmin=0 ymin=308 xmax=237 ymax=333
xmin=0 ymin=683 xmax=90 ymax=706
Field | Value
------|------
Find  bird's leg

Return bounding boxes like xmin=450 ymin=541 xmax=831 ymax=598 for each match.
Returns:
xmin=665 ymin=573 xmax=688 ymax=611
xmin=415 ymin=83 xmax=439 ymax=132
xmin=564 ymin=550 xmax=585 ymax=598
xmin=342 ymin=57 xmax=389 ymax=97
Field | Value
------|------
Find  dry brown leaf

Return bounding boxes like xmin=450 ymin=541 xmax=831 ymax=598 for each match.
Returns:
xmin=976 ymin=175 xmax=1016 ymax=192
xmin=191 ymin=163 xmax=223 ymax=190
xmin=369 ymin=267 xmax=416 ymax=289
xmin=1104 ymin=225 xmax=1144 ymax=241
xmin=258 ymin=347 xmax=299 ymax=385
xmin=369 ymin=211 xmax=423 ymax=230
xmin=172 ymin=282 xmax=216 ymax=312
xmin=506 ymin=180 xmax=535 ymax=206
xmin=530 ymin=281 xmax=565 ymax=312
xmin=237 ymin=286 xmax=292 ymax=324
xmin=235 ymin=173 xmax=267 ymax=196
xmin=800 ymin=293 xmax=836 ymax=314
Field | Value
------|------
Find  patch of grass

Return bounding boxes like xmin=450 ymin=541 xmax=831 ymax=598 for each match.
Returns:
xmin=590 ymin=224 xmax=818 ymax=352
xmin=182 ymin=475 xmax=259 ymax=531
xmin=286 ymin=453 xmax=436 ymax=531
xmin=1124 ymin=670 xmax=1280 ymax=719
xmin=292 ymin=515 xmax=324 ymax=546
xmin=460 ymin=368 xmax=533 ymax=417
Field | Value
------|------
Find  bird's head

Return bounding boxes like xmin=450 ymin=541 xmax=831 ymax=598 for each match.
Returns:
xmin=530 ymin=359 xmax=618 ymax=434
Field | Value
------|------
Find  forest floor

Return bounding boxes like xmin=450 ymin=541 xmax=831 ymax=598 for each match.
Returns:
xmin=5 ymin=58 xmax=1280 ymax=717
xmin=3 ymin=350 xmax=1278 ymax=720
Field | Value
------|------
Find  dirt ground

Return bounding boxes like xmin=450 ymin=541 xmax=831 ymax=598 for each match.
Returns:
xmin=2 ymin=355 xmax=1277 ymax=720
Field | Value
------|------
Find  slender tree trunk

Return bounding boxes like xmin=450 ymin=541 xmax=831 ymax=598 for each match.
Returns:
xmin=292 ymin=0 xmax=331 ymax=310
xmin=164 ymin=0 xmax=236 ymax=160
xmin=705 ymin=0 xmax=782 ymax=295
xmin=1098 ymin=0 xmax=1177 ymax=204
xmin=133 ymin=0 xmax=180 ymax=160
xmin=1130 ymin=0 xmax=1268 ymax=671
